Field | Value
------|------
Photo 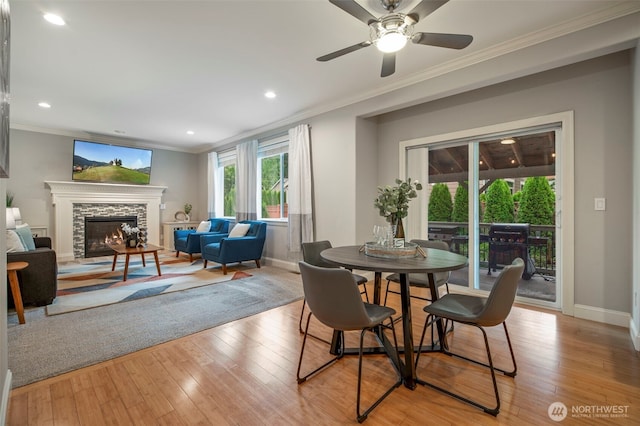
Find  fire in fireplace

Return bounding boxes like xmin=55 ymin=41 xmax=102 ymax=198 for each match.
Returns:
xmin=84 ymin=216 xmax=137 ymax=258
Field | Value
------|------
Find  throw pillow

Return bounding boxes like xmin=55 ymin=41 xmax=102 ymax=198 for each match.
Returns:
xmin=15 ymin=223 xmax=36 ymax=251
xmin=228 ymin=223 xmax=251 ymax=238
xmin=7 ymin=230 xmax=26 ymax=253
xmin=196 ymin=221 xmax=211 ymax=232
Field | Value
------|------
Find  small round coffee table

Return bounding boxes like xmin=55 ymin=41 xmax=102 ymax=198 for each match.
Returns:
xmin=7 ymin=261 xmax=29 ymax=324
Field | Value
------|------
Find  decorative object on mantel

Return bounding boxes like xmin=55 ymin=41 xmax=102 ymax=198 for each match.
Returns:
xmin=183 ymin=202 xmax=192 ymax=219
xmin=121 ymin=223 xmax=140 ymax=248
xmin=374 ymin=177 xmax=422 ymax=247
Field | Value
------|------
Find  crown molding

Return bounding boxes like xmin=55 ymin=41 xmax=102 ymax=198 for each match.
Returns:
xmin=201 ymin=3 xmax=640 ymax=152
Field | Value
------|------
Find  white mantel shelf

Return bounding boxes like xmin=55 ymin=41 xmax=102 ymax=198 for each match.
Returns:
xmin=45 ymin=181 xmax=167 ymax=261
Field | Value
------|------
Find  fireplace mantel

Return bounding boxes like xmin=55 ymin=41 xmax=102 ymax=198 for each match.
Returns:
xmin=45 ymin=181 xmax=167 ymax=261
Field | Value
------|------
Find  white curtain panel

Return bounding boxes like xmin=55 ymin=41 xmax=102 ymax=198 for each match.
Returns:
xmin=235 ymin=140 xmax=258 ymax=222
xmin=288 ymin=124 xmax=313 ymax=252
xmin=207 ymin=151 xmax=219 ymax=218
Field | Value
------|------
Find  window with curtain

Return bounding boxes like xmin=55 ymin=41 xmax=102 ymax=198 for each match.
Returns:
xmin=217 ymin=149 xmax=236 ymax=218
xmin=258 ymin=135 xmax=289 ymax=220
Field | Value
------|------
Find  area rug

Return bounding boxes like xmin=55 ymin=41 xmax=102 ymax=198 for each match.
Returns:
xmin=8 ymin=266 xmax=303 ymax=388
xmin=47 ymin=253 xmax=252 ymax=315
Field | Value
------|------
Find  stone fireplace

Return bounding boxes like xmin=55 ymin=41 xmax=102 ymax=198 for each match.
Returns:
xmin=45 ymin=181 xmax=167 ymax=261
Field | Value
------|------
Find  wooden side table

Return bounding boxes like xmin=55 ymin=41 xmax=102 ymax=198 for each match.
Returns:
xmin=7 ymin=261 xmax=28 ymax=324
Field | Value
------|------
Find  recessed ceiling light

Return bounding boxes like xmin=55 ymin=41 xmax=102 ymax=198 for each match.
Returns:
xmin=43 ymin=13 xmax=65 ymax=26
xmin=186 ymin=130 xmax=195 ymax=135
xmin=38 ymin=102 xmax=51 ymax=108
xmin=114 ymin=130 xmax=126 ymax=134
xmin=264 ymin=91 xmax=276 ymax=99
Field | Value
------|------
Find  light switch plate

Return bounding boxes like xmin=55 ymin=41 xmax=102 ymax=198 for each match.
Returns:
xmin=594 ymin=198 xmax=606 ymax=211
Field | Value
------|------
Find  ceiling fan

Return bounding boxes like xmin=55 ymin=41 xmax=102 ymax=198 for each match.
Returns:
xmin=318 ymin=0 xmax=473 ymax=77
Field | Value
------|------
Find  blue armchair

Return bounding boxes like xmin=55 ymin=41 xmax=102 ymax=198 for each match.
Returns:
xmin=201 ymin=220 xmax=267 ymax=274
xmin=174 ymin=218 xmax=230 ymax=262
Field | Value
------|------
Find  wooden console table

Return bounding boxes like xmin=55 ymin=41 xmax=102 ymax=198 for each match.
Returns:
xmin=162 ymin=221 xmax=200 ymax=250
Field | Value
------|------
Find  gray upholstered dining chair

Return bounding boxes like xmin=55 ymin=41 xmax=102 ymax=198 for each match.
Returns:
xmin=415 ymin=258 xmax=525 ymax=416
xmin=299 ymin=240 xmax=369 ymax=335
xmin=383 ymin=239 xmax=451 ymax=306
xmin=383 ymin=239 xmax=453 ymax=338
xmin=296 ymin=261 xmax=402 ymax=423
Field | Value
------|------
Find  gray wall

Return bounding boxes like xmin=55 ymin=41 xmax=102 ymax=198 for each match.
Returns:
xmin=373 ymin=51 xmax=632 ymax=313
xmin=7 ymin=129 xmax=201 ymax=247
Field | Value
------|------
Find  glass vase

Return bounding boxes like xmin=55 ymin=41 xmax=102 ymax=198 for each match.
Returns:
xmin=392 ymin=217 xmax=405 ymax=247
xmin=126 ymin=235 xmax=138 ymax=248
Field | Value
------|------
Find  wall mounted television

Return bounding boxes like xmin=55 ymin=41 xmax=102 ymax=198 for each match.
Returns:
xmin=72 ymin=140 xmax=153 ymax=185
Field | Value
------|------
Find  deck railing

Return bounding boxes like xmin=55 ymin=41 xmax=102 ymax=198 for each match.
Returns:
xmin=428 ymin=221 xmax=556 ymax=276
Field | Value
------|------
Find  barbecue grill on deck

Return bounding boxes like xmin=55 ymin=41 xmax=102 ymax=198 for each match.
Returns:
xmin=488 ymin=223 xmax=535 ymax=280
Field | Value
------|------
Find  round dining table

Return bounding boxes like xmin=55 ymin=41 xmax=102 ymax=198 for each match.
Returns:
xmin=321 ymin=245 xmax=468 ymax=389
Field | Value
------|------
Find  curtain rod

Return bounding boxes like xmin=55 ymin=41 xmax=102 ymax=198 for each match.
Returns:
xmin=257 ymin=124 xmax=311 ymax=143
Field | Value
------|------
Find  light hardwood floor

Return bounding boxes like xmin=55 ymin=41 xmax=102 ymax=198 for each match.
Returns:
xmin=7 ymin=281 xmax=640 ymax=425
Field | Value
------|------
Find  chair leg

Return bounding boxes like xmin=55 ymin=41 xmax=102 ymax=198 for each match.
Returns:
xmin=360 ymin=283 xmax=369 ymax=303
xmin=415 ymin=318 xmax=515 ymax=416
xmin=356 ymin=322 xmax=402 ymax=423
xmin=203 ymin=260 xmax=207 ymax=268
xmin=415 ymin=313 xmax=436 ymax=367
xmin=176 ymin=251 xmax=179 ymax=258
xmin=189 ymin=253 xmax=193 ymax=263
xmin=222 ymin=264 xmax=227 ymax=275
xmin=501 ymin=322 xmax=518 ymax=377
xmin=299 ymin=299 xmax=306 ymax=334
xmin=255 ymin=259 xmax=261 ymax=269
xmin=383 ymin=280 xmax=392 ymax=306
xmin=298 ymin=299 xmax=332 ymax=344
xmin=296 ymin=313 xmax=343 ymax=383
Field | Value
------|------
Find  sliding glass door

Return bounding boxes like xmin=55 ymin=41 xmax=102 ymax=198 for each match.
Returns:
xmin=403 ymin=121 xmax=562 ymax=309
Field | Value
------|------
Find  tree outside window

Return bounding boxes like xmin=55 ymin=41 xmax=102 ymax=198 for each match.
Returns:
xmin=223 ymin=164 xmax=236 ymax=217
xmin=261 ymin=153 xmax=288 ymax=219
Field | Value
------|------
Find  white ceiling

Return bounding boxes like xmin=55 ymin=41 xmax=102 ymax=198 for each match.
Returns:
xmin=8 ymin=0 xmax=639 ymax=153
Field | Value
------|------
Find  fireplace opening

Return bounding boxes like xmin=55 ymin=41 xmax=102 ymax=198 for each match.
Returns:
xmin=85 ymin=216 xmax=137 ymax=258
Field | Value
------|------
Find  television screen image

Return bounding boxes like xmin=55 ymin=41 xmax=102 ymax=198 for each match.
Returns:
xmin=73 ymin=140 xmax=153 ymax=185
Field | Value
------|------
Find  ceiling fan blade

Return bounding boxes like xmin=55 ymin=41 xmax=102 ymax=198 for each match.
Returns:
xmin=412 ymin=32 xmax=473 ymax=49
xmin=316 ymin=41 xmax=372 ymax=62
xmin=406 ymin=0 xmax=449 ymax=23
xmin=381 ymin=53 xmax=396 ymax=77
xmin=329 ymin=0 xmax=377 ymax=25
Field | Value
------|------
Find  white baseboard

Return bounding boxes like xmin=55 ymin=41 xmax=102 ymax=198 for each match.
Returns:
xmin=630 ymin=317 xmax=640 ymax=351
xmin=263 ymin=258 xmax=377 ymax=282
xmin=573 ymin=304 xmax=630 ymax=328
xmin=1 ymin=370 xmax=12 ymax=425
xmin=263 ymin=257 xmax=298 ymax=273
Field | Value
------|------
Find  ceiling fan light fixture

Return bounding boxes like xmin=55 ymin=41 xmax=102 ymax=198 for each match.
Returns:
xmin=376 ymin=31 xmax=407 ymax=53
xmin=371 ymin=13 xmax=412 ymax=53
xmin=501 ymin=138 xmax=516 ymax=145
